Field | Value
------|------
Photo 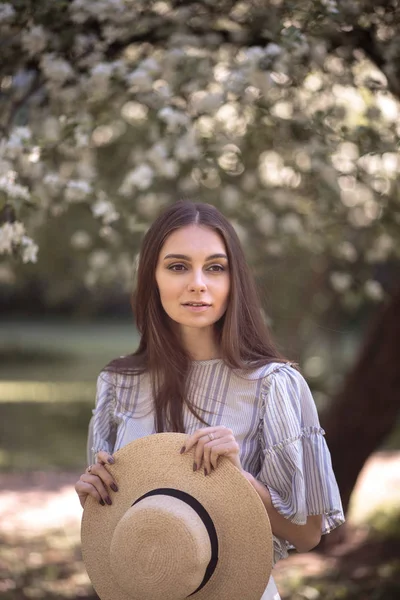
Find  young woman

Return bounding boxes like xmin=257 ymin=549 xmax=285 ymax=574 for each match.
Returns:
xmin=75 ymin=201 xmax=345 ymax=600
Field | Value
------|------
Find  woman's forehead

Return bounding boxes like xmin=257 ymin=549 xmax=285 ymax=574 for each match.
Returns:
xmin=160 ymin=225 xmax=226 ymax=256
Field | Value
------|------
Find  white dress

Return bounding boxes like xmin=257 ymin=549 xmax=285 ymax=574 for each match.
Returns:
xmin=261 ymin=576 xmax=281 ymax=600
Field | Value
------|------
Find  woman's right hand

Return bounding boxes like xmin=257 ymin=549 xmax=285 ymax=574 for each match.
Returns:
xmin=75 ymin=451 xmax=119 ymax=508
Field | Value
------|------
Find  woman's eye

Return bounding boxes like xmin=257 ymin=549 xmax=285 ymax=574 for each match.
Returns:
xmin=207 ymin=264 xmax=225 ymax=272
xmin=168 ymin=263 xmax=187 ymax=271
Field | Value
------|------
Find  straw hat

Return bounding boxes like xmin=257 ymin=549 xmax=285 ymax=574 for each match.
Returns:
xmin=81 ymin=432 xmax=273 ymax=600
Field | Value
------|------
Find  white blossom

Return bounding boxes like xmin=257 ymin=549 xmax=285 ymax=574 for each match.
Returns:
xmin=0 ymin=3 xmax=15 ymax=23
xmin=91 ymin=62 xmax=113 ymax=80
xmin=321 ymin=0 xmax=339 ymax=14
xmin=91 ymin=198 xmax=119 ymax=224
xmin=242 ymin=47 xmax=266 ymax=66
xmin=118 ymin=164 xmax=155 ymax=196
xmin=174 ymin=129 xmax=201 ymax=162
xmin=21 ymin=236 xmax=39 ymax=263
xmin=0 ymin=172 xmax=30 ymax=200
xmin=121 ymin=101 xmax=149 ymax=123
xmin=136 ymin=193 xmax=167 ymax=218
xmin=190 ymin=91 xmax=224 ymax=115
xmin=376 ymin=93 xmax=399 ymax=121
xmin=139 ymin=57 xmax=161 ymax=76
xmin=74 ymin=128 xmax=90 ymax=148
xmin=87 ymin=62 xmax=114 ymax=98
xmin=364 ymin=280 xmax=384 ymax=301
xmin=280 ymin=213 xmax=303 ymax=235
xmin=265 ymin=240 xmax=283 ymax=256
xmin=126 ymin=69 xmax=153 ymax=92
xmin=70 ymin=0 xmax=128 ymax=24
xmin=70 ymin=230 xmax=92 ymax=249
xmin=264 ymin=43 xmax=282 ymax=58
xmin=41 ymin=54 xmax=74 ymax=85
xmin=158 ymin=107 xmax=190 ymax=131
xmin=365 ymin=233 xmax=394 ymax=262
xmin=3 ymin=127 xmax=32 ymax=159
xmin=89 ymin=249 xmax=110 ymax=270
xmin=160 ymin=159 xmax=179 ymax=179
xmin=330 ymin=272 xmax=352 ymax=293
xmin=43 ymin=173 xmax=64 ymax=196
xmin=102 ymin=24 xmax=129 ymax=44
xmin=0 ymin=221 xmax=26 ymax=254
xmin=147 ymin=142 xmax=168 ymax=164
xmin=21 ymin=25 xmax=48 ymax=56
xmin=65 ymin=180 xmax=92 ymax=202
xmin=195 ymin=115 xmax=215 ymax=138
xmin=336 ymin=241 xmax=358 ymax=262
xmin=146 ymin=143 xmax=179 ymax=178
xmin=2 ymin=1 xmax=400 ymax=299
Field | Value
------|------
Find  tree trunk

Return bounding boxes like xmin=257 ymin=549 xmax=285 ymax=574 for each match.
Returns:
xmin=322 ymin=285 xmax=400 ymax=516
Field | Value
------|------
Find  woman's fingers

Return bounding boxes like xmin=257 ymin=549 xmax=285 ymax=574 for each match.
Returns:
xmin=192 ymin=431 xmax=220 ymax=472
xmin=75 ymin=479 xmax=105 ymax=508
xmin=183 ymin=427 xmax=220 ymax=453
xmin=79 ymin=472 xmax=113 ymax=505
xmin=75 ymin=459 xmax=119 ymax=508
xmin=181 ymin=426 xmax=242 ymax=474
xmin=184 ymin=427 xmax=231 ymax=462
xmin=194 ymin=435 xmax=238 ymax=475
xmin=203 ymin=439 xmax=239 ymax=473
xmin=95 ymin=450 xmax=115 ymax=465
xmin=87 ymin=462 xmax=119 ymax=494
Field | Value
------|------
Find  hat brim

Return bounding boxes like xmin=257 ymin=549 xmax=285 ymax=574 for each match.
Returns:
xmin=81 ymin=432 xmax=273 ymax=600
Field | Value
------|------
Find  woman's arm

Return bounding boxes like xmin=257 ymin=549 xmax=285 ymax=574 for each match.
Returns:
xmin=243 ymin=471 xmax=322 ymax=553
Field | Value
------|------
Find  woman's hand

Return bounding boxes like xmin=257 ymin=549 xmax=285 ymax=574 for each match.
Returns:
xmin=180 ymin=426 xmax=243 ymax=475
xmin=74 ymin=451 xmax=118 ymax=509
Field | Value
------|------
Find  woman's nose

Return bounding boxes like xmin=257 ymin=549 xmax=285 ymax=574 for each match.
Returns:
xmin=188 ymin=269 xmax=206 ymax=291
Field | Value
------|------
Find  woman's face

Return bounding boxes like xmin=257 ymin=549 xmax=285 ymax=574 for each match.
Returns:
xmin=155 ymin=224 xmax=230 ymax=332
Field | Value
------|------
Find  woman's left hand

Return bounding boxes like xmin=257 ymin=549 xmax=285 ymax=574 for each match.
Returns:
xmin=180 ymin=426 xmax=243 ymax=475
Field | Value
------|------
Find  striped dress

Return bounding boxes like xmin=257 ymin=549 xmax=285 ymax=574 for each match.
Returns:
xmin=88 ymin=359 xmax=345 ymax=599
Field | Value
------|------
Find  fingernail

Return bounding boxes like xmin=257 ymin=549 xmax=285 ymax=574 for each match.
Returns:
xmin=107 ymin=457 xmax=115 ymax=464
xmin=204 ymin=468 xmax=208 ymax=476
xmin=180 ymin=446 xmax=186 ymax=454
xmin=193 ymin=462 xmax=197 ymax=472
xmin=99 ymin=499 xmax=105 ymax=506
xmin=110 ymin=483 xmax=118 ymax=492
xmin=105 ymin=496 xmax=112 ymax=505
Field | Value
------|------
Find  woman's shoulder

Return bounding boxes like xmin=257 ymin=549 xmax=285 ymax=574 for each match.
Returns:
xmin=97 ymin=354 xmax=148 ymax=388
xmin=233 ymin=359 xmax=299 ymax=382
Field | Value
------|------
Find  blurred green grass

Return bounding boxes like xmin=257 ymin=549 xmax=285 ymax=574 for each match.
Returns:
xmin=0 ymin=400 xmax=92 ymax=472
xmin=0 ymin=320 xmax=139 ymax=472
xmin=0 ymin=319 xmax=139 ymax=382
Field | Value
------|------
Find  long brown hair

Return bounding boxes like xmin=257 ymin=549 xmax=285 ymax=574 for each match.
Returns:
xmin=106 ymin=201 xmax=287 ymax=432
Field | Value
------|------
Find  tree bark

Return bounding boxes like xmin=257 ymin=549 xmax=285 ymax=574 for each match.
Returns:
xmin=322 ymin=285 xmax=400 ymax=517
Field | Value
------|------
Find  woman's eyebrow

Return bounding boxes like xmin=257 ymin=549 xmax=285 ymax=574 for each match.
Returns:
xmin=163 ymin=253 xmax=228 ymax=261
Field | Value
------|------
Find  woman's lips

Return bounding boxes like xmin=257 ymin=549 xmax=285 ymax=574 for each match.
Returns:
xmin=181 ymin=303 xmax=211 ymax=312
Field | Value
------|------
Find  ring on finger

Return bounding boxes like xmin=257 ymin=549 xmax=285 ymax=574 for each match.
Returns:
xmin=86 ymin=465 xmax=93 ymax=473
xmin=208 ymin=433 xmax=214 ymax=441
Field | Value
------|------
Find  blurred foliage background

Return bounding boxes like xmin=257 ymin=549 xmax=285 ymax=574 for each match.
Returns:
xmin=0 ymin=0 xmax=399 ymax=598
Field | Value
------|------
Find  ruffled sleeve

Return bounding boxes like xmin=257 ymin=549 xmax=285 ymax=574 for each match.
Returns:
xmin=90 ymin=370 xmax=118 ymax=460
xmin=257 ymin=363 xmax=345 ymax=538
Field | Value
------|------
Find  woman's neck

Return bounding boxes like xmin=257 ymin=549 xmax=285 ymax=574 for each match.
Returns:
xmin=179 ymin=326 xmax=221 ymax=361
